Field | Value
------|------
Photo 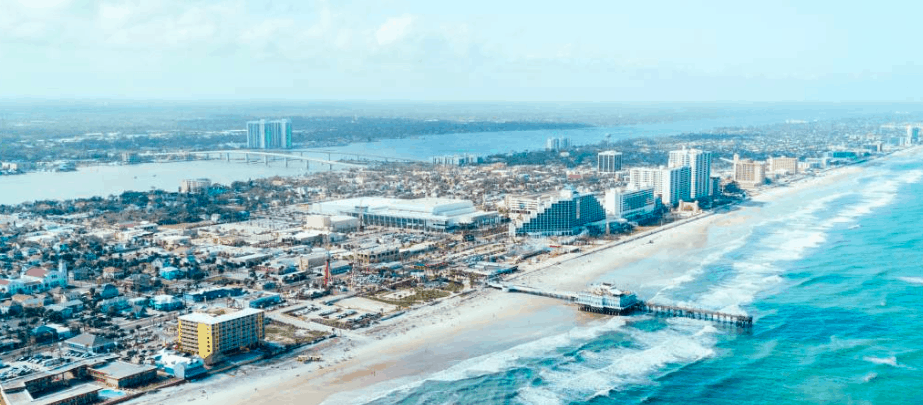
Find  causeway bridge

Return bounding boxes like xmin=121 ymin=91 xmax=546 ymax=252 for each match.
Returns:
xmin=489 ymin=283 xmax=753 ymax=329
xmin=146 ymin=149 xmax=418 ymax=170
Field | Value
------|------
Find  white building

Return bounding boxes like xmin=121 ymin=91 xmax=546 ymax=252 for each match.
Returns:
xmin=247 ymin=119 xmax=292 ymax=149
xmin=733 ymin=154 xmax=766 ymax=189
xmin=304 ymin=215 xmax=359 ymax=233
xmin=603 ymin=187 xmax=657 ymax=220
xmin=0 ymin=261 xmax=68 ymax=295
xmin=668 ymin=147 xmax=712 ymax=199
xmin=629 ymin=166 xmax=691 ymax=207
xmin=768 ymin=156 xmax=799 ymax=175
xmin=597 ymin=151 xmax=623 ymax=173
xmin=545 ymin=137 xmax=571 ymax=151
xmin=309 ymin=197 xmax=499 ymax=232
xmin=180 ymin=178 xmax=211 ymax=193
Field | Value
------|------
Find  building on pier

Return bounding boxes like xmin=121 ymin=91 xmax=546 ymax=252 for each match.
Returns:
xmin=575 ymin=283 xmax=640 ymax=315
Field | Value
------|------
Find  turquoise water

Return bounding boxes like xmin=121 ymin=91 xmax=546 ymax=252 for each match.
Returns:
xmin=99 ymin=388 xmax=126 ymax=400
xmin=340 ymin=150 xmax=923 ymax=404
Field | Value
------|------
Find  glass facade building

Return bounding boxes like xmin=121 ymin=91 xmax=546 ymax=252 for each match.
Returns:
xmin=247 ymin=119 xmax=292 ymax=149
xmin=515 ymin=189 xmax=606 ymax=236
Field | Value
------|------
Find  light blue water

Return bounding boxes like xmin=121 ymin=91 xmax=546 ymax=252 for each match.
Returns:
xmin=99 ymin=388 xmax=126 ymax=399
xmin=337 ymin=150 xmax=923 ymax=404
xmin=304 ymin=107 xmax=871 ymax=161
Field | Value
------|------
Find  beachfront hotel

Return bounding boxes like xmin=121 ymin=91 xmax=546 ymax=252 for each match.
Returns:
xmin=509 ymin=187 xmax=606 ymax=236
xmin=177 ymin=308 xmax=264 ymax=364
xmin=767 ymin=156 xmax=799 ymax=175
xmin=733 ymin=154 xmax=767 ymax=189
xmin=629 ymin=166 xmax=692 ymax=207
xmin=668 ymin=147 xmax=713 ymax=199
xmin=603 ymin=187 xmax=658 ymax=221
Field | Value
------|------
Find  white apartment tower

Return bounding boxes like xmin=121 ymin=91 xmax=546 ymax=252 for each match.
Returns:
xmin=668 ymin=147 xmax=713 ymax=199
xmin=597 ymin=151 xmax=623 ymax=173
xmin=629 ymin=166 xmax=691 ymax=207
xmin=247 ymin=119 xmax=293 ymax=149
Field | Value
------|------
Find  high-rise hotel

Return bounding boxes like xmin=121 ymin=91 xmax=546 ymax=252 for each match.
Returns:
xmin=247 ymin=119 xmax=292 ymax=149
xmin=668 ymin=147 xmax=712 ymax=199
xmin=178 ymin=308 xmax=264 ymax=363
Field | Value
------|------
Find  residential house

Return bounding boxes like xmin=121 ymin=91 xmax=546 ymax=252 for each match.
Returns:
xmin=65 ymin=333 xmax=117 ymax=354
xmin=98 ymin=283 xmax=120 ymax=299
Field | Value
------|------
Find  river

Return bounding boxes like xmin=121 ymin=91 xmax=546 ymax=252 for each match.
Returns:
xmin=0 ymin=105 xmax=890 ymax=206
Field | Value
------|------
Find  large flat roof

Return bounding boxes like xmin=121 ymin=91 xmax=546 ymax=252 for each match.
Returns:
xmin=311 ymin=197 xmax=498 ymax=225
xmin=90 ymin=361 xmax=156 ymax=380
xmin=179 ymin=307 xmax=263 ymax=325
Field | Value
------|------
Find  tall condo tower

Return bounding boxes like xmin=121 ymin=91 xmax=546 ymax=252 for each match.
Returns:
xmin=668 ymin=147 xmax=712 ymax=199
xmin=597 ymin=151 xmax=623 ymax=173
xmin=247 ymin=119 xmax=292 ymax=149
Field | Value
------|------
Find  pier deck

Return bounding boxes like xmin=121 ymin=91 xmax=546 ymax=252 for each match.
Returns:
xmin=491 ymin=283 xmax=753 ymax=329
xmin=637 ymin=302 xmax=753 ymax=328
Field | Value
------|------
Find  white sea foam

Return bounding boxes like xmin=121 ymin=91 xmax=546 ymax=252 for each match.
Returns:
xmin=653 ymin=233 xmax=751 ymax=300
xmin=830 ymin=168 xmax=923 ymax=224
xmin=861 ymin=372 xmax=878 ymax=383
xmin=693 ymin=190 xmax=844 ymax=311
xmin=897 ymin=276 xmax=923 ymax=286
xmin=527 ymin=323 xmax=717 ymax=404
xmin=323 ymin=317 xmax=629 ymax=405
xmin=515 ymin=387 xmax=563 ymax=405
xmin=863 ymin=355 xmax=898 ymax=367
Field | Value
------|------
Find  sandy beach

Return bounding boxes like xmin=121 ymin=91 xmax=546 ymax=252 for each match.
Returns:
xmin=129 ymin=160 xmax=873 ymax=405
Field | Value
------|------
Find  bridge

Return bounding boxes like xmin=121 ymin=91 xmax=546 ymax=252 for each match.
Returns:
xmin=146 ymin=150 xmax=369 ymax=170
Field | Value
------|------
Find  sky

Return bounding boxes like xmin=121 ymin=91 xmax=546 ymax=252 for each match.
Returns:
xmin=1 ymin=0 xmax=921 ymax=102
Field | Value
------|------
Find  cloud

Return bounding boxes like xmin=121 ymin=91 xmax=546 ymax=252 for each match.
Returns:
xmin=375 ymin=14 xmax=415 ymax=46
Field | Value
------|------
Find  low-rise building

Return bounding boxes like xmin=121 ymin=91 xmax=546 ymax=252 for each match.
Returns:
xmin=304 ymin=215 xmax=359 ymax=233
xmin=153 ymin=350 xmax=207 ymax=379
xmin=65 ymin=333 xmax=117 ymax=354
xmin=180 ymin=178 xmax=211 ymax=193
xmin=152 ymin=295 xmax=184 ymax=311
xmin=310 ymin=197 xmax=499 ymax=232
xmin=88 ymin=361 xmax=157 ymax=388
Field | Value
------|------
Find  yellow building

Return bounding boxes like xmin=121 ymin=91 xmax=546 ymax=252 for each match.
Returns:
xmin=177 ymin=308 xmax=264 ymax=363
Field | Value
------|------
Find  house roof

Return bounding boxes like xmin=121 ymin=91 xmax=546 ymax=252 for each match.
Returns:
xmin=25 ymin=267 xmax=49 ymax=278
xmin=66 ymin=333 xmax=115 ymax=348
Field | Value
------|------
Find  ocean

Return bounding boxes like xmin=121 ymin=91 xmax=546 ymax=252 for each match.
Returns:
xmin=343 ymin=149 xmax=923 ymax=404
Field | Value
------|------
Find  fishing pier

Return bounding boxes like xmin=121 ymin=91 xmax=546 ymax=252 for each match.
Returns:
xmin=489 ymin=282 xmax=753 ymax=329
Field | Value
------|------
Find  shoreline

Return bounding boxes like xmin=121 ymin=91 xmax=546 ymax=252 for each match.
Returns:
xmin=126 ymin=148 xmax=911 ymax=405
